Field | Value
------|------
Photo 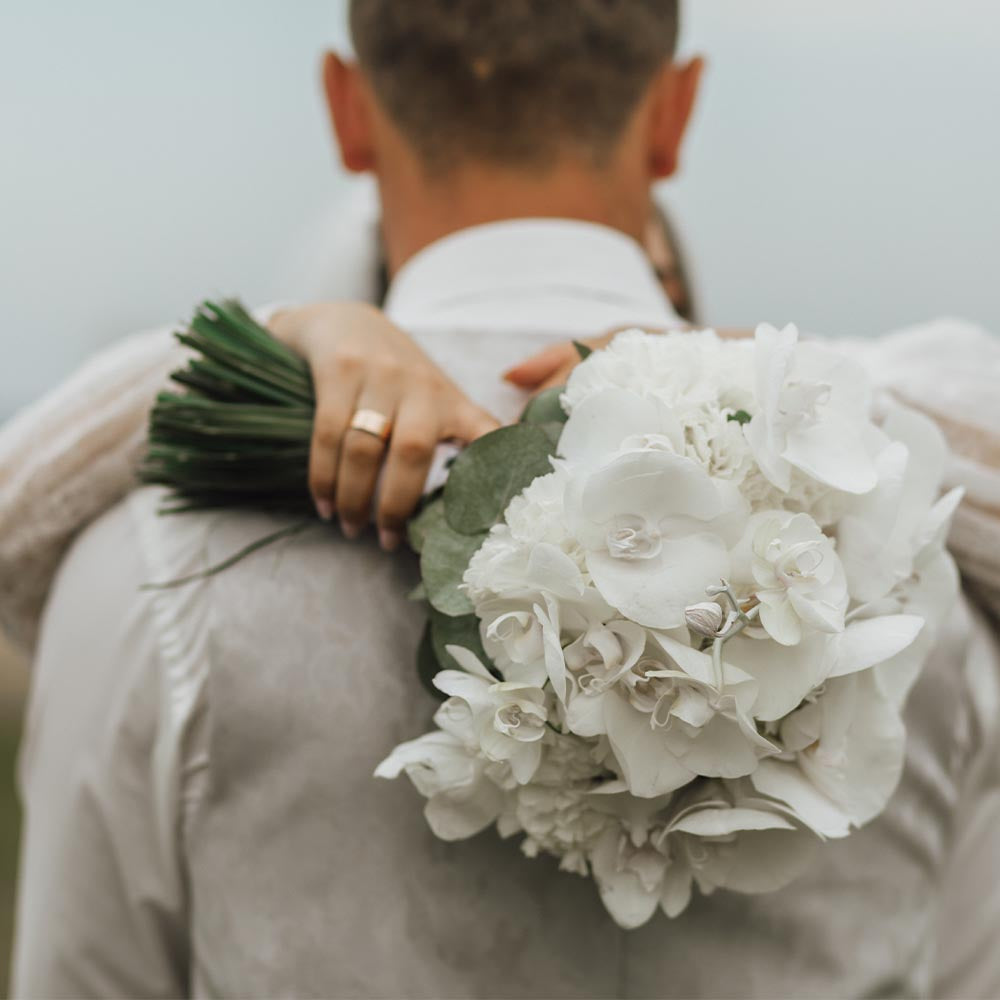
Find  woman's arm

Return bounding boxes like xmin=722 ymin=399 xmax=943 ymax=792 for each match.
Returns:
xmin=0 ymin=303 xmax=498 ymax=654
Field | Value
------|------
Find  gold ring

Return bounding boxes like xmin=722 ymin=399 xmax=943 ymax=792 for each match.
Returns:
xmin=349 ymin=408 xmax=392 ymax=442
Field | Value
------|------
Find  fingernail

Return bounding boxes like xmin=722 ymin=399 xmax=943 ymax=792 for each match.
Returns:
xmin=315 ymin=498 xmax=334 ymax=521
xmin=340 ymin=519 xmax=362 ymax=540
xmin=379 ymin=528 xmax=403 ymax=553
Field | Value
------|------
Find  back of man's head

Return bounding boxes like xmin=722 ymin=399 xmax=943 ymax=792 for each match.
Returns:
xmin=349 ymin=0 xmax=679 ymax=171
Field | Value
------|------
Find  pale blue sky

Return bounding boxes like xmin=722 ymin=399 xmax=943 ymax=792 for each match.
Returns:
xmin=1 ymin=0 xmax=998 ymax=418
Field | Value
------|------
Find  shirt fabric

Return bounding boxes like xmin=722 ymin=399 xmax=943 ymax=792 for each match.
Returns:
xmin=12 ymin=220 xmax=1000 ymax=997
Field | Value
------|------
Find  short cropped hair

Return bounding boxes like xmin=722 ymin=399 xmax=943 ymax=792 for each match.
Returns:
xmin=349 ymin=0 xmax=679 ymax=170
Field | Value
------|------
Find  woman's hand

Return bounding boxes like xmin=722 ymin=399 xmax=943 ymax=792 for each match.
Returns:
xmin=502 ymin=325 xmax=753 ymax=392
xmin=269 ymin=302 xmax=499 ymax=551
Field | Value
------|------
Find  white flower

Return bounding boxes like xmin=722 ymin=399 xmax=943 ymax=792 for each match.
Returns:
xmin=565 ymin=448 xmax=744 ymax=629
xmin=476 ymin=597 xmax=547 ymax=685
xmin=374 ymin=732 xmax=506 ymax=841
xmin=739 ymin=511 xmax=848 ymax=645
xmin=552 ymin=628 xmax=775 ymax=798
xmin=463 ymin=534 xmax=586 ymax=606
xmin=588 ymin=789 xmax=815 ymax=928
xmin=752 ymin=671 xmax=907 ymax=838
xmin=434 ymin=646 xmax=549 ymax=784
xmin=838 ymin=401 xmax=964 ymax=603
xmin=745 ymin=323 xmax=878 ymax=494
xmin=541 ymin=616 xmax=647 ymax=718
xmin=559 ymin=361 xmax=754 ymax=484
xmin=562 ymin=328 xmax=754 ymax=416
xmin=724 ymin=609 xmax=922 ymax=722
xmin=601 ymin=633 xmax=776 ymax=796
xmin=557 ymin=388 xmax=684 ymax=470
xmin=502 ymin=467 xmax=577 ymax=549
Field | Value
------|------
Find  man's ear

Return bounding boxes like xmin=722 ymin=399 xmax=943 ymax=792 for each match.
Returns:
xmin=321 ymin=51 xmax=376 ymax=173
xmin=647 ymin=56 xmax=705 ymax=180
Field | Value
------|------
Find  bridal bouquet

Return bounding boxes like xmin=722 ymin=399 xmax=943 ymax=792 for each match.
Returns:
xmin=376 ymin=324 xmax=962 ymax=928
xmin=145 ymin=307 xmax=961 ymax=928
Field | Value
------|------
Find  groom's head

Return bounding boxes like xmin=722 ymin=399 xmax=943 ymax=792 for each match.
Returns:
xmin=323 ymin=0 xmax=701 ymax=272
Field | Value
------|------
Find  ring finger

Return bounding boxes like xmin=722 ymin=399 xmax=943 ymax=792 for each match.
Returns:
xmin=335 ymin=394 xmax=397 ymax=539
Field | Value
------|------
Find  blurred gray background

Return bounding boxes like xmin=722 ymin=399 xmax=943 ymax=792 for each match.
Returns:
xmin=0 ymin=0 xmax=999 ymax=987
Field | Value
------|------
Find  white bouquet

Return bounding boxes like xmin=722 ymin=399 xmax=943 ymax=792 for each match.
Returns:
xmin=377 ymin=324 xmax=963 ymax=929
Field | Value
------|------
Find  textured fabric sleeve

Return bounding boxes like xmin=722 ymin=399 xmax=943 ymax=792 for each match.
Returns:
xmin=0 ymin=304 xmax=296 ymax=657
xmin=0 ymin=327 xmax=186 ymax=654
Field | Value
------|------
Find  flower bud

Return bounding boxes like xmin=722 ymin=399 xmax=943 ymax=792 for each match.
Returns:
xmin=684 ymin=601 xmax=725 ymax=638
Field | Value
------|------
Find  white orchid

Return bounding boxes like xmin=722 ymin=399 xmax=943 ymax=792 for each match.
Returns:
xmin=603 ymin=633 xmax=777 ymax=796
xmin=737 ymin=510 xmax=849 ymax=645
xmin=565 ymin=448 xmax=744 ymax=629
xmin=588 ymin=787 xmax=815 ymax=929
xmin=433 ymin=646 xmax=550 ymax=784
xmin=838 ymin=401 xmax=964 ymax=603
xmin=745 ymin=323 xmax=878 ymax=495
xmin=751 ymin=671 xmax=908 ymax=838
xmin=374 ymin=732 xmax=506 ymax=841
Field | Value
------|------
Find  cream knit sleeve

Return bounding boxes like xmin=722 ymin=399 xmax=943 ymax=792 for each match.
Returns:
xmin=0 ymin=327 xmax=187 ymax=652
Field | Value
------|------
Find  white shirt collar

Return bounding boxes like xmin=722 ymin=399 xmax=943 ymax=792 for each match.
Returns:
xmin=384 ymin=218 xmax=677 ymax=332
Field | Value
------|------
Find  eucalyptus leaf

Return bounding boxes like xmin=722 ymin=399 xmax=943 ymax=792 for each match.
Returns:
xmin=420 ymin=516 xmax=486 ymax=616
xmin=573 ymin=340 xmax=593 ymax=360
xmin=429 ymin=608 xmax=497 ymax=677
xmin=408 ymin=495 xmax=447 ymax=554
xmin=416 ymin=623 xmax=446 ymax=700
xmin=443 ymin=424 xmax=555 ymax=534
xmin=519 ymin=386 xmax=568 ymax=427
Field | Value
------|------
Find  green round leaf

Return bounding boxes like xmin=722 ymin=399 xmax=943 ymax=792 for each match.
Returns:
xmin=519 ymin=386 xmax=568 ymax=427
xmin=443 ymin=424 xmax=555 ymax=535
xmin=408 ymin=494 xmax=447 ymax=554
xmin=420 ymin=515 xmax=486 ymax=616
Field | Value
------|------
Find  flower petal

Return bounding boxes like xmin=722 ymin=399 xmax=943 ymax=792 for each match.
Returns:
xmin=603 ymin=690 xmax=695 ymax=797
xmin=587 ymin=535 xmax=730 ymax=629
xmin=725 ymin=633 xmax=832 ymax=721
xmin=825 ymin=614 xmax=924 ymax=679
xmin=750 ymin=759 xmax=852 ymax=838
xmin=589 ymin=829 xmax=662 ymax=929
xmin=669 ymin=806 xmax=795 ymax=837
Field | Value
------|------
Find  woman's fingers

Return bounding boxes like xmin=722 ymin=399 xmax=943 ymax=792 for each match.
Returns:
xmin=307 ymin=355 xmax=364 ymax=520
xmin=534 ymin=365 xmax=578 ymax=392
xmin=376 ymin=393 xmax=440 ymax=551
xmin=502 ymin=342 xmax=578 ymax=389
xmin=335 ymin=390 xmax=397 ymax=540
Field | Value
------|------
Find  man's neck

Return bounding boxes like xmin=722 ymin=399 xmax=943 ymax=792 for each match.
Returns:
xmin=375 ymin=159 xmax=650 ymax=277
